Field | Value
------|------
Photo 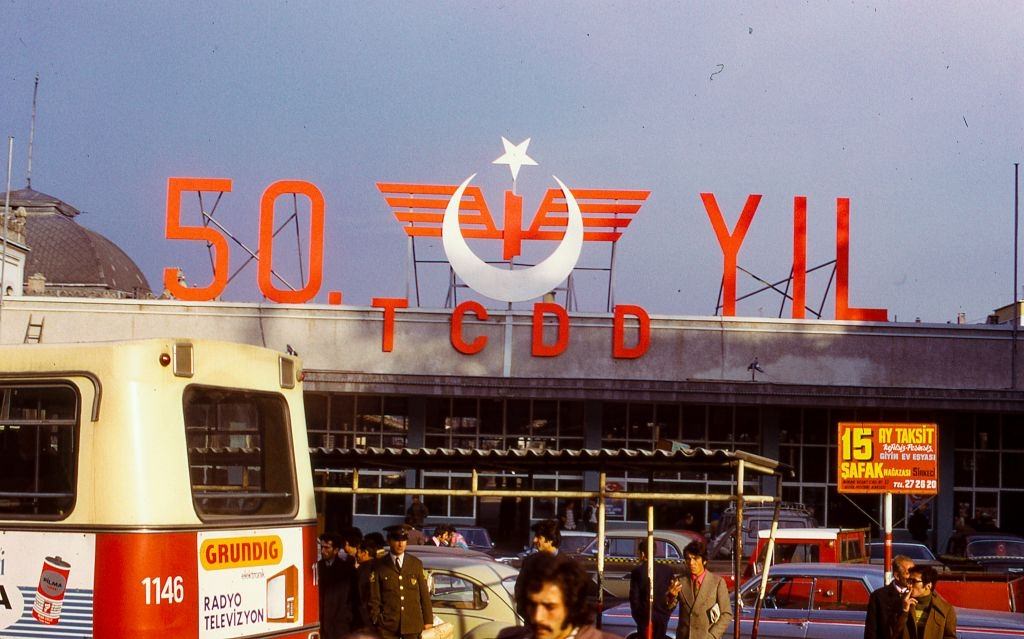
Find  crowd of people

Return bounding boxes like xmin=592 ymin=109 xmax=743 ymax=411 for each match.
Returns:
xmin=318 ymin=511 xmax=963 ymax=639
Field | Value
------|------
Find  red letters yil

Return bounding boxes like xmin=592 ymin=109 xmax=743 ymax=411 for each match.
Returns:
xmin=835 ymin=198 xmax=887 ymax=322
xmin=451 ymin=301 xmax=489 ymax=354
xmin=701 ymin=193 xmax=762 ymax=316
xmin=612 ymin=305 xmax=650 ymax=359
xmin=532 ymin=303 xmax=569 ymax=357
xmin=371 ymin=297 xmax=408 ymax=352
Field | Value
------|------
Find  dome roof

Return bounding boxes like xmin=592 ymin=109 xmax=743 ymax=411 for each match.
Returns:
xmin=3 ymin=188 xmax=151 ymax=297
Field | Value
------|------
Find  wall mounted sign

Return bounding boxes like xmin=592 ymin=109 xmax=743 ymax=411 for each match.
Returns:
xmin=837 ymin=422 xmax=938 ymax=494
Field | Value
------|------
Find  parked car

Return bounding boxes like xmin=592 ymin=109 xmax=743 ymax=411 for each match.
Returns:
xmin=943 ymin=532 xmax=1024 ymax=573
xmin=419 ymin=551 xmax=521 ymax=639
xmin=708 ymin=502 xmax=817 ymax=560
xmin=414 ymin=543 xmax=497 ymax=562
xmin=570 ymin=529 xmax=702 ymax=599
xmin=601 ymin=563 xmax=1024 ymax=639
xmin=867 ymin=541 xmax=946 ymax=570
xmin=499 ymin=530 xmax=596 ymax=568
xmin=746 ymin=528 xmax=868 ymax=579
xmin=422 ymin=525 xmax=497 ymax=554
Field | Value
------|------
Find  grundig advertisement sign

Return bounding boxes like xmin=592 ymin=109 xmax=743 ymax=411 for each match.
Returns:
xmin=163 ymin=137 xmax=889 ymax=357
xmin=837 ymin=422 xmax=938 ymax=495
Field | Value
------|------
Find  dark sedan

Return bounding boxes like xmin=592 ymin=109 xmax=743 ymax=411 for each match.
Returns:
xmin=601 ymin=563 xmax=1024 ymax=639
xmin=943 ymin=532 xmax=1024 ymax=573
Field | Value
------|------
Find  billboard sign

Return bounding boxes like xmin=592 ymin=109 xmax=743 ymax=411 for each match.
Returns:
xmin=837 ymin=422 xmax=938 ymax=494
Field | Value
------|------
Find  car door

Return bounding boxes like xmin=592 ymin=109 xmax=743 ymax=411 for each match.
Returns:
xmin=737 ymin=575 xmax=811 ymax=639
xmin=804 ymin=577 xmax=872 ymax=639
xmin=427 ymin=570 xmax=496 ymax=638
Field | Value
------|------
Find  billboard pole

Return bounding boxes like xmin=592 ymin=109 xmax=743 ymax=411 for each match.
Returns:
xmin=883 ymin=492 xmax=893 ymax=585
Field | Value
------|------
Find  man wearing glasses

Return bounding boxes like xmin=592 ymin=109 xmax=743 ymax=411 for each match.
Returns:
xmin=864 ymin=555 xmax=914 ymax=639
xmin=893 ymin=566 xmax=957 ymax=639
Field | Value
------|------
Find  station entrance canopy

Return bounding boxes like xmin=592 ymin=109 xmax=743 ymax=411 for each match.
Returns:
xmin=311 ymin=445 xmax=792 ymax=638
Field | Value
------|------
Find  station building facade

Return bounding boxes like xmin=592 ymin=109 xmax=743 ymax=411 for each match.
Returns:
xmin=1 ymin=295 xmax=1020 ymax=551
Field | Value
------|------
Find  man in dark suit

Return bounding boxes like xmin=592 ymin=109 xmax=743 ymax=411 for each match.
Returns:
xmin=665 ymin=540 xmax=732 ymax=639
xmin=354 ymin=538 xmax=379 ymax=630
xmin=367 ymin=524 xmax=433 ymax=639
xmin=629 ymin=540 xmax=675 ymax=639
xmin=316 ymin=532 xmax=357 ymax=639
xmin=864 ymin=554 xmax=914 ymax=639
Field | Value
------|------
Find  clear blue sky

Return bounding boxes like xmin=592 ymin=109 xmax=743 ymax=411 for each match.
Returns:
xmin=2 ymin=2 xmax=1021 ymax=322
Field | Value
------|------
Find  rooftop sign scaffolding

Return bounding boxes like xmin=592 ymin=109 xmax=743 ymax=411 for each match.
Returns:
xmin=311 ymin=446 xmax=792 ymax=639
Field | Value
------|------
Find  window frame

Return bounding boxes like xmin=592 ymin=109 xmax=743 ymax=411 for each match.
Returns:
xmin=184 ymin=384 xmax=298 ymax=522
xmin=0 ymin=382 xmax=81 ymax=521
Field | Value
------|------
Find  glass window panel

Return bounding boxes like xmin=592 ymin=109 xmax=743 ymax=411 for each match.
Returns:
xmin=380 ymin=471 xmax=406 ymax=515
xmin=559 ymin=401 xmax=584 ymax=439
xmin=954 ymin=453 xmax=974 ymax=487
xmin=802 ymin=447 xmax=827 ymax=483
xmin=1003 ymin=415 xmax=1024 ymax=450
xmin=975 ymin=452 xmax=999 ymax=488
xmin=681 ymin=405 xmax=707 ymax=443
xmin=355 ymin=473 xmax=380 ymax=514
xmin=507 ymin=400 xmax=531 ymax=439
xmin=304 ymin=394 xmax=328 ymax=431
xmin=708 ymin=406 xmax=732 ymax=442
xmin=479 ymin=399 xmax=504 ymax=435
xmin=976 ymin=414 xmax=998 ymax=450
xmin=1003 ymin=454 xmax=1024 ymax=488
xmin=952 ymin=414 xmax=974 ymax=449
xmin=451 ymin=399 xmax=478 ymax=436
xmin=734 ymin=406 xmax=759 ymax=444
xmin=330 ymin=395 xmax=355 ymax=433
xmin=602 ymin=402 xmax=627 ymax=440
xmin=356 ymin=396 xmax=382 ymax=431
xmin=451 ymin=475 xmax=474 ymax=517
xmin=777 ymin=408 xmax=801 ymax=444
xmin=184 ymin=386 xmax=294 ymax=519
xmin=424 ymin=474 xmax=448 ymax=517
xmin=382 ymin=397 xmax=408 ymax=434
xmin=532 ymin=401 xmax=557 ymax=439
xmin=425 ymin=398 xmax=449 ymax=435
xmin=803 ymin=409 xmax=828 ymax=445
xmin=654 ymin=404 xmax=680 ymax=442
xmin=532 ymin=477 xmax=556 ymax=519
xmin=628 ymin=404 xmax=654 ymax=446
xmin=425 ymin=434 xmax=449 ymax=449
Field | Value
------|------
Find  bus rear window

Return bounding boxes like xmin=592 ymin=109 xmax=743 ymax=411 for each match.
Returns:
xmin=0 ymin=385 xmax=78 ymax=519
xmin=184 ymin=387 xmax=296 ymax=519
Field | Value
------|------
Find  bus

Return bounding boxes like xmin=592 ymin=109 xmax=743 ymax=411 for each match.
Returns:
xmin=0 ymin=339 xmax=318 ymax=639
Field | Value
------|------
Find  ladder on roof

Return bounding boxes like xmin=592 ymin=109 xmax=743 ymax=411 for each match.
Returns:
xmin=24 ymin=315 xmax=43 ymax=343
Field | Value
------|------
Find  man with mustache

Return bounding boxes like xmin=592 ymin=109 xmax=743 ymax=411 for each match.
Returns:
xmin=499 ymin=552 xmax=622 ymax=639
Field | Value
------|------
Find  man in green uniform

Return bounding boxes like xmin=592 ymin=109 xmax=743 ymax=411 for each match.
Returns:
xmin=368 ymin=524 xmax=433 ymax=639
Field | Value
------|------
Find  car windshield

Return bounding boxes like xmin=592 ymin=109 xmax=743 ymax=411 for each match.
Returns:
xmin=868 ymin=544 xmax=936 ymax=561
xmin=502 ymin=574 xmax=517 ymax=598
xmin=561 ymin=536 xmax=593 ymax=554
xmin=967 ymin=540 xmax=1024 ymax=558
xmin=459 ymin=528 xmax=492 ymax=548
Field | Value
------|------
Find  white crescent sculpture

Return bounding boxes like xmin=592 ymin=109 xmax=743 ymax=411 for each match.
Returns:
xmin=442 ymin=174 xmax=584 ymax=303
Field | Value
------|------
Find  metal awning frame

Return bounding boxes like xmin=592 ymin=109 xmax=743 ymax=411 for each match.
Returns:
xmin=312 ymin=446 xmax=791 ymax=638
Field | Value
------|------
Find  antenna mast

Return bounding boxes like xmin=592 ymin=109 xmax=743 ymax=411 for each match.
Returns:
xmin=26 ymin=73 xmax=39 ymax=189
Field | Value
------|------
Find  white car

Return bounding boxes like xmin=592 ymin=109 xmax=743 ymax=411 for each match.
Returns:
xmin=418 ymin=551 xmax=522 ymax=639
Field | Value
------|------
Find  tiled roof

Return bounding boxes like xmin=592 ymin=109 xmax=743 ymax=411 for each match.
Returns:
xmin=23 ymin=214 xmax=151 ymax=294
xmin=2 ymin=187 xmax=80 ymax=217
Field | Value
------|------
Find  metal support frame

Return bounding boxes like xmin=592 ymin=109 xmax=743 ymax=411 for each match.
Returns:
xmin=315 ymin=454 xmax=783 ymax=632
xmin=715 ymin=260 xmax=837 ymax=318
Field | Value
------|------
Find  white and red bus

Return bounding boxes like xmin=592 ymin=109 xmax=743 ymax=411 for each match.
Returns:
xmin=0 ymin=339 xmax=318 ymax=639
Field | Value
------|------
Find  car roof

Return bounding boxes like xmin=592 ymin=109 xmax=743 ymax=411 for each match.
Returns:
xmin=965 ymin=533 xmax=1024 ymax=542
xmin=560 ymin=530 xmax=595 ymax=537
xmin=756 ymin=528 xmax=849 ymax=539
xmin=749 ymin=562 xmax=884 ymax=578
xmin=418 ymin=553 xmax=519 ymax=579
xmin=600 ymin=529 xmax=698 ymax=542
xmin=410 ymin=545 xmax=495 ymax=560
